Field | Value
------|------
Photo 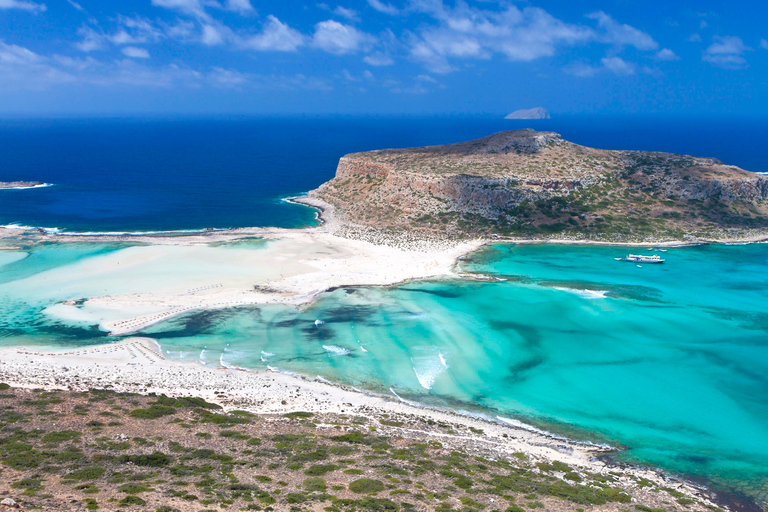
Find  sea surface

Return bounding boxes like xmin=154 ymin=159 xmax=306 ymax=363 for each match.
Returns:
xmin=0 ymin=115 xmax=766 ymax=232
xmin=1 ymin=116 xmax=767 ymax=507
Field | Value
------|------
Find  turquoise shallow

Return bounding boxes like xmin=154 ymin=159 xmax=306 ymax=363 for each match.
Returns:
xmin=1 ymin=241 xmax=767 ymax=505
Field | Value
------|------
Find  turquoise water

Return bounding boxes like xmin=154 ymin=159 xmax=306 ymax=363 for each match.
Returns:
xmin=0 ymin=241 xmax=767 ymax=504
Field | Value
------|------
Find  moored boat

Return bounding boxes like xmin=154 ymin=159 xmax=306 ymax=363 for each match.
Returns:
xmin=617 ymin=254 xmax=665 ymax=264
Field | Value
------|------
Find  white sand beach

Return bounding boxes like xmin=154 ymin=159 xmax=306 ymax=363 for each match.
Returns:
xmin=0 ymin=198 xmax=483 ymax=336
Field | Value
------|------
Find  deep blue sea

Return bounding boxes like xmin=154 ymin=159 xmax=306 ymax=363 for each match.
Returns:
xmin=1 ymin=116 xmax=767 ymax=508
xmin=0 ymin=115 xmax=766 ymax=232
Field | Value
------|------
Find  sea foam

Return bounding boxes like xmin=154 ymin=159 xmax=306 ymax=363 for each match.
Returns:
xmin=323 ymin=345 xmax=352 ymax=356
xmin=410 ymin=346 xmax=449 ymax=390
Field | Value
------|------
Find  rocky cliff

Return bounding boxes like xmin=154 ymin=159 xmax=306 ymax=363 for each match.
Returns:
xmin=310 ymin=129 xmax=768 ymax=240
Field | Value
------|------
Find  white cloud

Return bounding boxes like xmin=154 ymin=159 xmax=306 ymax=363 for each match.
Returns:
xmin=224 ymin=0 xmax=253 ymax=14
xmin=202 ymin=25 xmax=225 ymax=46
xmin=312 ymin=20 xmax=372 ymax=54
xmin=0 ymin=40 xmax=42 ymax=64
xmin=364 ymin=51 xmax=394 ymax=66
xmin=407 ymin=3 xmax=591 ymax=73
xmin=656 ymin=48 xmax=679 ymax=61
xmin=367 ymin=0 xmax=398 ymax=16
xmin=151 ymin=0 xmax=209 ymax=19
xmin=0 ymin=0 xmax=46 ymax=13
xmin=601 ymin=56 xmax=635 ymax=75
xmin=587 ymin=11 xmax=658 ymax=51
xmin=66 ymin=0 xmax=83 ymax=11
xmin=75 ymin=26 xmax=105 ymax=52
xmin=151 ymin=0 xmax=253 ymax=19
xmin=688 ymin=33 xmax=702 ymax=43
xmin=243 ymin=15 xmax=304 ymax=52
xmin=333 ymin=6 xmax=358 ymax=21
xmin=208 ymin=66 xmax=248 ymax=87
xmin=703 ymin=36 xmax=750 ymax=68
xmin=121 ymin=46 xmax=150 ymax=59
xmin=761 ymin=39 xmax=768 ymax=50
xmin=564 ymin=62 xmax=597 ymax=77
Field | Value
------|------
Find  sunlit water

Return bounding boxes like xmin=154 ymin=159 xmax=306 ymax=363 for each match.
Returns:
xmin=1 ymin=241 xmax=767 ymax=505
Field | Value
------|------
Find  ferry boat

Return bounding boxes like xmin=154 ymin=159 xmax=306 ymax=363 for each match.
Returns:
xmin=615 ymin=254 xmax=665 ymax=264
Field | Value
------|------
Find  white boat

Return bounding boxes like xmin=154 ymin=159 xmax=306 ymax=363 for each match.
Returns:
xmin=618 ymin=254 xmax=665 ymax=264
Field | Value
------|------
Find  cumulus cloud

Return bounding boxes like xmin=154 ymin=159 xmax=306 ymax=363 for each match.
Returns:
xmin=243 ymin=15 xmax=304 ymax=52
xmin=201 ymin=25 xmax=225 ymax=46
xmin=312 ymin=20 xmax=372 ymax=54
xmin=703 ymin=36 xmax=750 ymax=68
xmin=224 ymin=0 xmax=253 ymax=14
xmin=588 ymin=11 xmax=658 ymax=51
xmin=601 ymin=56 xmax=634 ymax=75
xmin=367 ymin=0 xmax=399 ymax=16
xmin=0 ymin=0 xmax=46 ymax=13
xmin=407 ymin=3 xmax=591 ymax=73
xmin=121 ymin=46 xmax=150 ymax=59
xmin=75 ymin=26 xmax=105 ymax=52
xmin=655 ymin=48 xmax=679 ymax=61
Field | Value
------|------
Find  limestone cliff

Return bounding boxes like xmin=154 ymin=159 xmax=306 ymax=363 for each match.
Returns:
xmin=310 ymin=129 xmax=768 ymax=240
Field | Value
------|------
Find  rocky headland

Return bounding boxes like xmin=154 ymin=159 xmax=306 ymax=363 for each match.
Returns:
xmin=309 ymin=129 xmax=768 ymax=243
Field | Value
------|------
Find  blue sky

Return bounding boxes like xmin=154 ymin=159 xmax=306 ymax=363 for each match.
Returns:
xmin=0 ymin=0 xmax=766 ymax=115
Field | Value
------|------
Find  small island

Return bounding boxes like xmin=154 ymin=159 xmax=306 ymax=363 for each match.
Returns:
xmin=309 ymin=129 xmax=768 ymax=243
xmin=505 ymin=107 xmax=551 ymax=120
xmin=0 ymin=180 xmax=49 ymax=189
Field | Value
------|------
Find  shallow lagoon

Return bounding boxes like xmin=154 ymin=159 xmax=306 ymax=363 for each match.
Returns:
xmin=0 ymin=241 xmax=767 ymax=503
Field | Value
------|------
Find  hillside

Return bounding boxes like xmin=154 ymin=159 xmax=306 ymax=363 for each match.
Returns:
xmin=309 ymin=129 xmax=768 ymax=241
xmin=0 ymin=383 xmax=727 ymax=512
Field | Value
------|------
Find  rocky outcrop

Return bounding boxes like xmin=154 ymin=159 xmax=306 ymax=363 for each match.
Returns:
xmin=311 ymin=130 xmax=768 ymax=239
xmin=505 ymin=107 xmax=551 ymax=120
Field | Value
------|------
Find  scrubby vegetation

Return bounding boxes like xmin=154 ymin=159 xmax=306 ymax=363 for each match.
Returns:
xmin=0 ymin=383 xmax=724 ymax=511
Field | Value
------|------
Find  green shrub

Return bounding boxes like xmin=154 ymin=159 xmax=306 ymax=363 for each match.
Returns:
xmin=83 ymin=498 xmax=99 ymax=510
xmin=119 ymin=482 xmax=151 ymax=494
xmin=0 ymin=383 xmax=10 ymax=390
xmin=196 ymin=410 xmax=249 ymax=425
xmin=130 ymin=405 xmax=176 ymax=419
xmin=304 ymin=477 xmax=327 ymax=492
xmin=42 ymin=430 xmax=81 ymax=445
xmin=119 ymin=496 xmax=147 ymax=506
xmin=65 ymin=466 xmax=106 ymax=481
xmin=283 ymin=411 xmax=314 ymax=419
xmin=358 ymin=497 xmax=400 ymax=511
xmin=305 ymin=464 xmax=339 ymax=476
xmin=74 ymin=483 xmax=100 ymax=494
xmin=155 ymin=395 xmax=220 ymax=410
xmin=349 ymin=478 xmax=385 ymax=494
xmin=12 ymin=478 xmax=44 ymax=495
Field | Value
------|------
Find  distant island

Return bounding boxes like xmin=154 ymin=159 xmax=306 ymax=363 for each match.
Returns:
xmin=309 ymin=129 xmax=768 ymax=242
xmin=0 ymin=181 xmax=49 ymax=189
xmin=505 ymin=107 xmax=550 ymax=120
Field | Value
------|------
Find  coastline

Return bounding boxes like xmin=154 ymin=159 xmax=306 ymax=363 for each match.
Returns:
xmin=0 ymin=196 xmax=765 ymax=510
xmin=0 ymin=337 xmax=724 ymax=511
